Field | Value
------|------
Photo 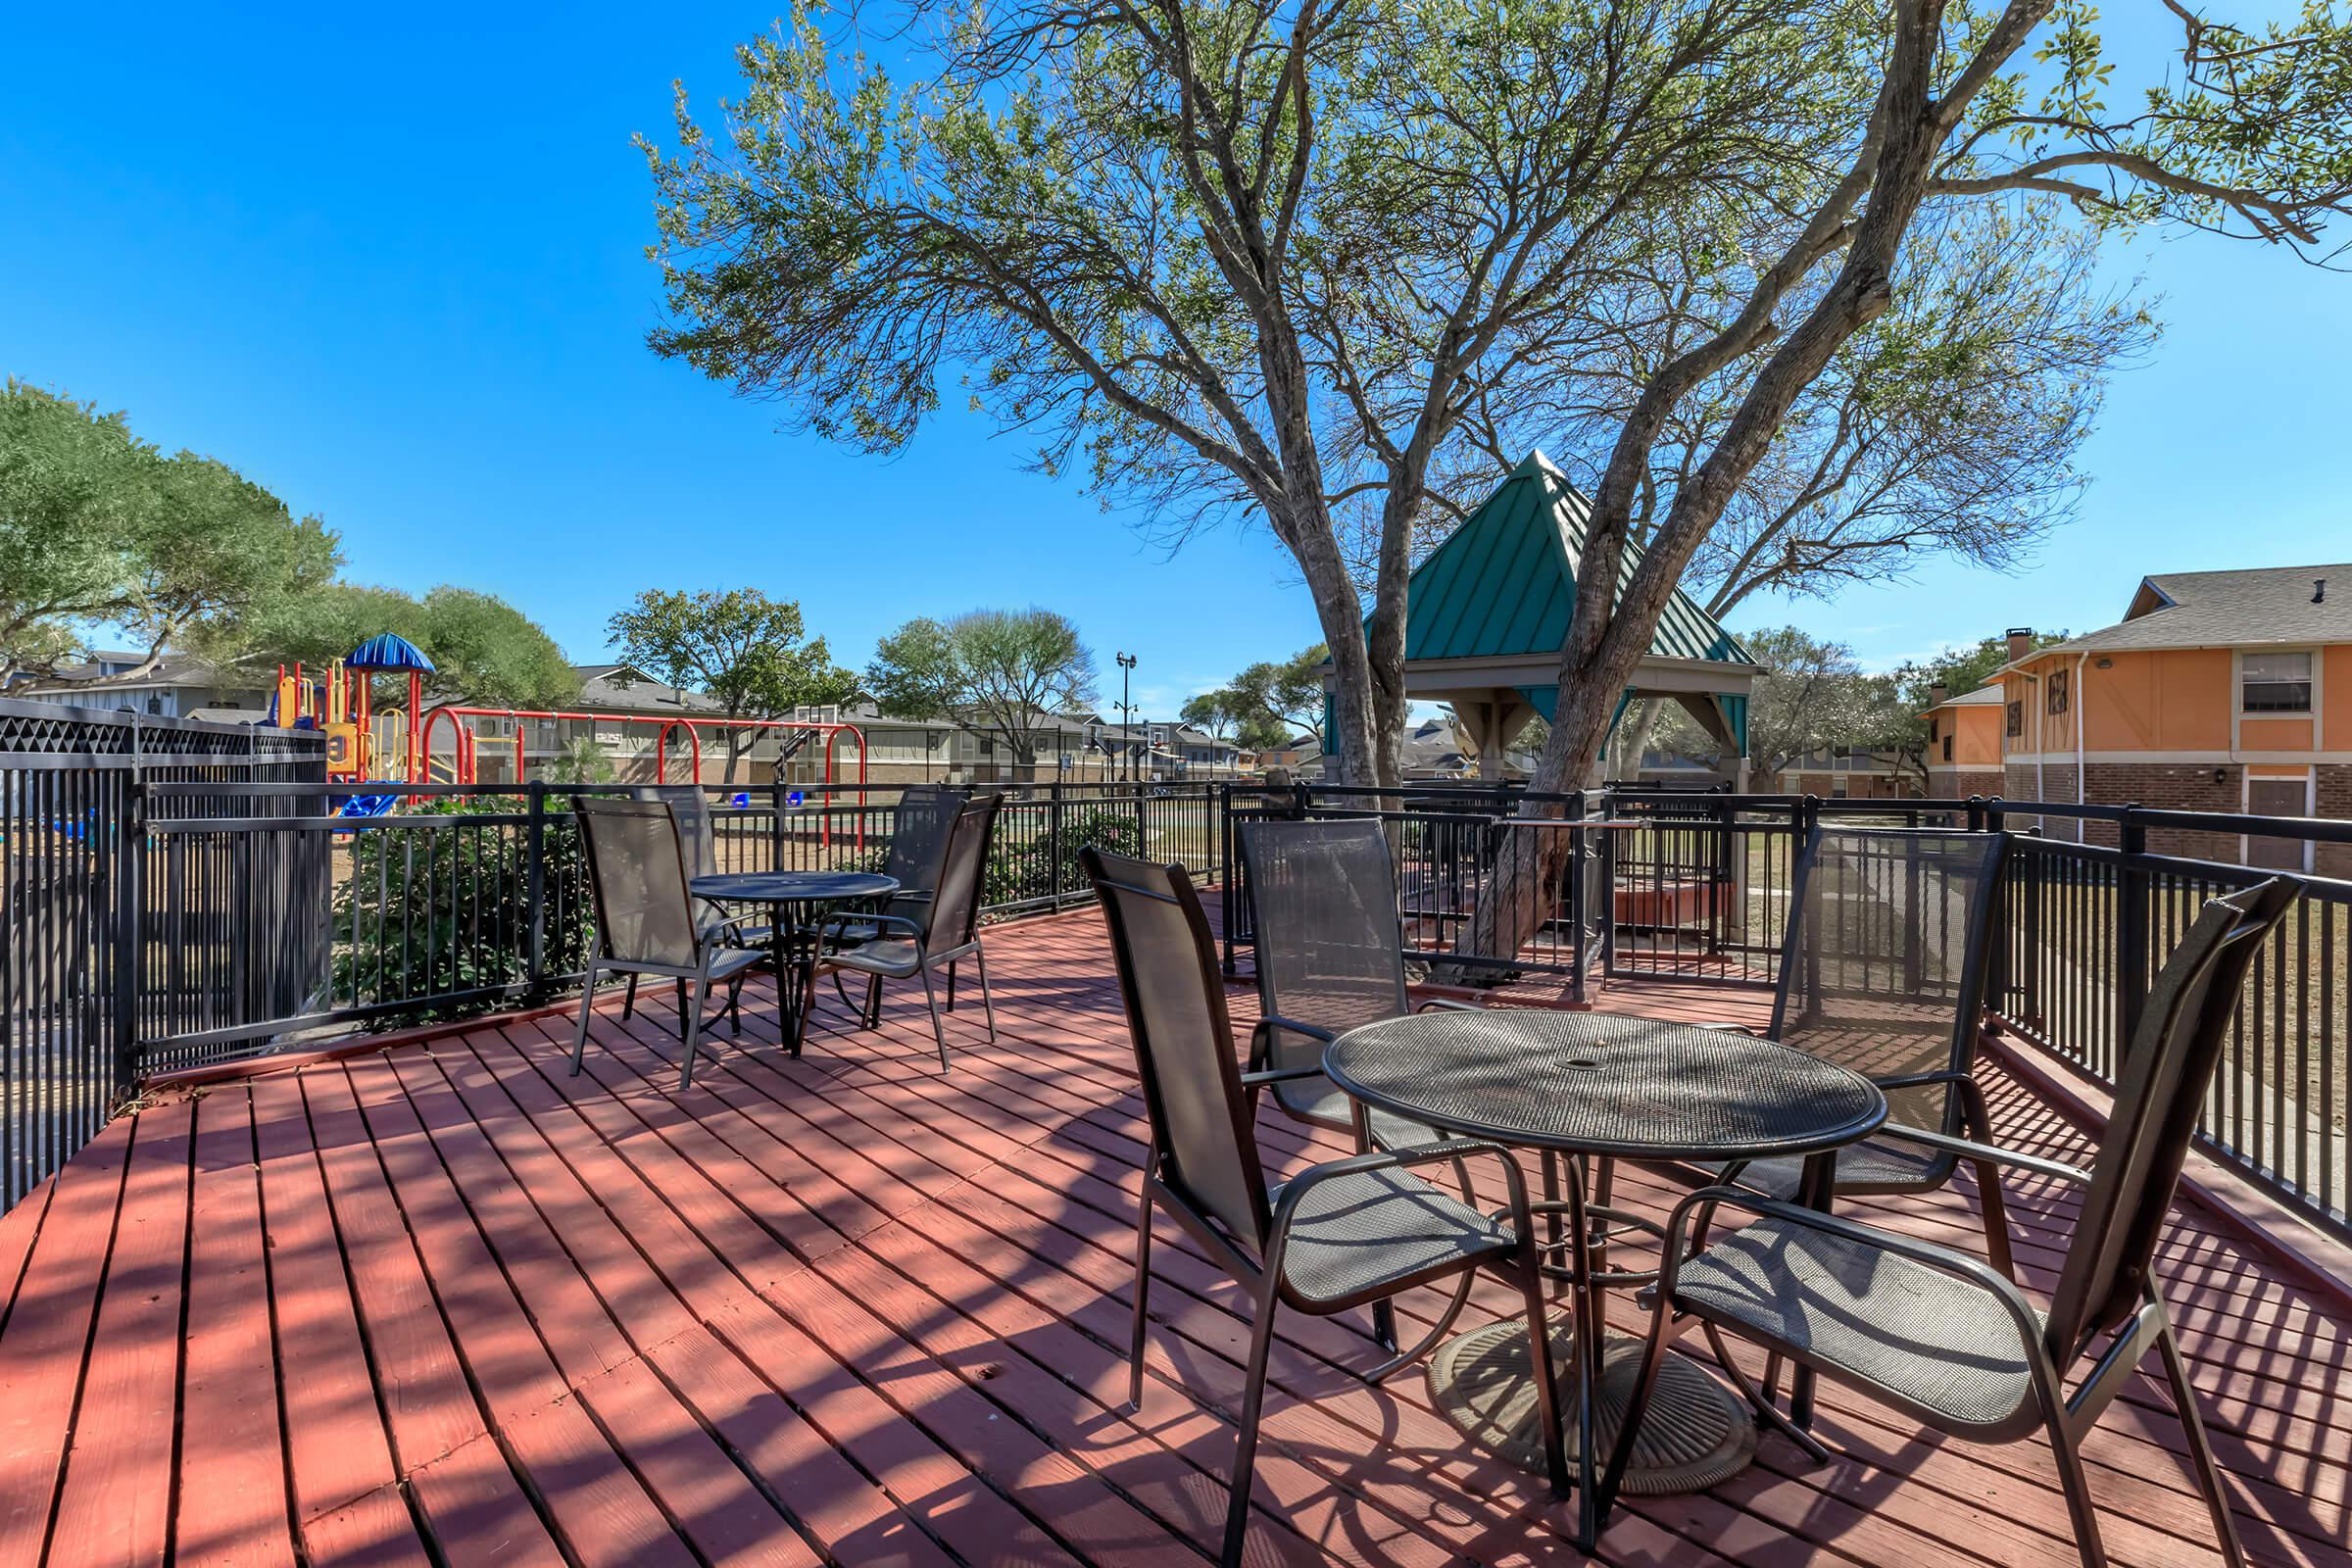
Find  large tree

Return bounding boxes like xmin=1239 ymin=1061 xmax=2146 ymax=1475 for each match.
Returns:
xmin=606 ymin=588 xmax=861 ymax=767
xmin=866 ymin=608 xmax=1099 ymax=766
xmin=206 ymin=581 xmax=582 ymax=710
xmin=643 ymin=0 xmax=2348 ymax=808
xmin=1 ymin=380 xmax=339 ymax=683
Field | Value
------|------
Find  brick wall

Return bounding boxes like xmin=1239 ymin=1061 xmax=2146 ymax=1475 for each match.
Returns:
xmin=2312 ymin=764 xmax=2352 ymax=878
xmin=1929 ymin=766 xmax=2003 ymax=800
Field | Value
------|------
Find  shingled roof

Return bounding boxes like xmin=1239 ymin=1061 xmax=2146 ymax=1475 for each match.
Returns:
xmin=2022 ymin=564 xmax=2352 ymax=661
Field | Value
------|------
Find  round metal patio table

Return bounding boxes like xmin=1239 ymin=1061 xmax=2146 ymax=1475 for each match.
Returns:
xmin=691 ymin=871 xmax=898 ymax=1055
xmin=1323 ymin=1010 xmax=1886 ymax=1540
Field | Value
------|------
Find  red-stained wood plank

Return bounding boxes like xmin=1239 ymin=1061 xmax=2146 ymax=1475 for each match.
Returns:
xmin=467 ymin=1025 xmax=1115 ymax=1567
xmin=376 ymin=1045 xmax=819 ymax=1568
xmin=173 ymin=1089 xmax=299 ymax=1568
xmin=297 ymin=1063 xmax=569 ymax=1566
xmin=0 ymin=1116 xmax=132 ymax=1561
xmin=246 ymin=1071 xmax=430 ymax=1564
xmin=340 ymin=1051 xmax=705 ymax=1568
xmin=46 ymin=1097 xmax=194 ymax=1568
xmin=0 ymin=1175 xmax=53 ymax=1332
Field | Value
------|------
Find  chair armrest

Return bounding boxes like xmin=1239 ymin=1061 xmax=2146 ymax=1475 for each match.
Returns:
xmin=1872 ymin=1124 xmax=2092 ymax=1187
xmin=820 ymin=910 xmax=924 ymax=941
xmin=700 ymin=909 xmax=774 ymax=942
xmin=1239 ymin=1063 xmax=1327 ymax=1088
xmin=1255 ymin=1013 xmax=1339 ymax=1044
xmin=1411 ymin=997 xmax=1485 ymax=1013
xmin=1690 ymin=1020 xmax=1766 ymax=1036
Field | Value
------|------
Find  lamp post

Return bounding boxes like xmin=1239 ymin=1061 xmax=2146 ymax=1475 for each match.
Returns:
xmin=1116 ymin=652 xmax=1138 ymax=783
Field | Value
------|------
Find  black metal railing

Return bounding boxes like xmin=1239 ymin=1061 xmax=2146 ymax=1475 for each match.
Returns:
xmin=1219 ymin=781 xmax=2351 ymax=1241
xmin=127 ymin=778 xmax=1226 ymax=1081
xmin=1 ymin=698 xmax=324 ymax=1208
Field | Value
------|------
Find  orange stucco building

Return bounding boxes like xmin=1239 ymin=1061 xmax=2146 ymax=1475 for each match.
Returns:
xmin=1922 ymin=684 xmax=2005 ymax=799
xmin=1987 ymin=564 xmax=2352 ymax=873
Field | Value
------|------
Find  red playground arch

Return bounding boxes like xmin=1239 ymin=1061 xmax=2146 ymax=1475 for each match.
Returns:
xmin=416 ymin=705 xmax=867 ymax=794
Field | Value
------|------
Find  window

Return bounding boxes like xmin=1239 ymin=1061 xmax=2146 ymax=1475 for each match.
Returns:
xmin=2005 ymin=700 xmax=2023 ymax=738
xmin=2046 ymin=667 xmax=2068 ymax=715
xmin=2241 ymin=651 xmax=2313 ymax=713
xmin=1941 ymin=733 xmax=1954 ymax=762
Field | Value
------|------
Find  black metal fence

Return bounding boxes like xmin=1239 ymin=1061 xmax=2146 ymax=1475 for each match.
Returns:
xmin=1222 ymin=781 xmax=2352 ymax=1241
xmin=127 ymin=778 xmax=1225 ymax=1080
xmin=1 ymin=699 xmax=324 ymax=1208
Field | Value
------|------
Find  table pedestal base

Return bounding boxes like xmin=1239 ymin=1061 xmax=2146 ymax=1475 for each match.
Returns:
xmin=1426 ymin=1322 xmax=1756 ymax=1494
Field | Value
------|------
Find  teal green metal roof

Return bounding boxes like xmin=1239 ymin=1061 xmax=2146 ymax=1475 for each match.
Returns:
xmin=1398 ymin=453 xmax=1753 ymax=665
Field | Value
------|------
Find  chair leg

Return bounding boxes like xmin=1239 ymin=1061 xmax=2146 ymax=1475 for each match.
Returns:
xmin=673 ymin=978 xmax=689 ymax=1040
xmin=727 ymin=975 xmax=745 ymax=1038
xmin=918 ymin=960 xmax=951 ymax=1072
xmin=2157 ymin=1315 xmax=2249 ymax=1568
xmin=864 ymin=973 xmax=883 ymax=1029
xmin=1221 ymin=1294 xmax=1280 ymax=1568
xmin=1362 ymin=1264 xmax=1478 ymax=1385
xmin=1127 ymin=1192 xmax=1154 ymax=1410
xmin=1514 ymin=1256 xmax=1571 ymax=1502
xmin=972 ymin=946 xmax=998 ymax=1043
xmin=946 ymin=961 xmax=957 ymax=1010
xmin=2045 ymin=1404 xmax=2112 ymax=1568
xmin=569 ymin=962 xmax=602 ymax=1076
xmin=678 ymin=974 xmax=710 ymax=1092
xmin=620 ymin=973 xmax=638 ymax=1020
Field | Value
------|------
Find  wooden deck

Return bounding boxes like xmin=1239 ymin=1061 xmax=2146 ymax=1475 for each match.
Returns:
xmin=3 ymin=906 xmax=2349 ymax=1568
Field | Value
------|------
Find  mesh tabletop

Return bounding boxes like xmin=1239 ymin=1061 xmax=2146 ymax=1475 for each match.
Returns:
xmin=1325 ymin=1011 xmax=1886 ymax=1161
xmin=692 ymin=872 xmax=899 ymax=905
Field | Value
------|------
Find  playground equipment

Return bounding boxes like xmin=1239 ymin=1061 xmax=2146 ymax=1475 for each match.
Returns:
xmin=415 ymin=704 xmax=867 ymax=793
xmin=271 ymin=633 xmax=437 ymax=784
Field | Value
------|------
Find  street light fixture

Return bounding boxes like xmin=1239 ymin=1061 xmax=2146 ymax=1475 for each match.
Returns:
xmin=1116 ymin=652 xmax=1138 ymax=784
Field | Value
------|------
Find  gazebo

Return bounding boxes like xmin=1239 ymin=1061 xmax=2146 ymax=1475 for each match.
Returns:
xmin=1333 ymin=451 xmax=1759 ymax=783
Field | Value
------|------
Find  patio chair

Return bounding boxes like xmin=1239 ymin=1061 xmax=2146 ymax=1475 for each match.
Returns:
xmin=1602 ymin=875 xmax=2298 ymax=1567
xmin=569 ymin=796 xmax=768 ymax=1091
xmin=814 ymin=793 xmax=1004 ymax=1070
xmin=1238 ymin=816 xmax=1482 ymax=1152
xmin=1083 ymin=847 xmax=1566 ymax=1568
xmin=825 ymin=783 xmax=970 ymax=954
xmin=1699 ymin=824 xmax=2020 ymax=1275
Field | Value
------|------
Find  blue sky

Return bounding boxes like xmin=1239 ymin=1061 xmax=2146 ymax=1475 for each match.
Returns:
xmin=5 ymin=7 xmax=2345 ymax=717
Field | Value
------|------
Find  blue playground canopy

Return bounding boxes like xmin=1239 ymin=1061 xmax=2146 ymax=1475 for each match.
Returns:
xmin=347 ymin=633 xmax=436 ymax=672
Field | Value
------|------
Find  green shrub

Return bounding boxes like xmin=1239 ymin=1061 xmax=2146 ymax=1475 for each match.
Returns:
xmin=333 ymin=797 xmax=592 ymax=1018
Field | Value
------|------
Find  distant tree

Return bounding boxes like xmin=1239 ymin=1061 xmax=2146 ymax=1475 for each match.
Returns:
xmin=867 ymin=609 xmax=1098 ymax=767
xmin=1224 ymin=646 xmax=1329 ymax=748
xmin=1179 ymin=690 xmax=1238 ymax=743
xmin=206 ymin=581 xmax=580 ymax=710
xmin=0 ymin=380 xmax=338 ymax=683
xmin=607 ymin=588 xmax=861 ymax=769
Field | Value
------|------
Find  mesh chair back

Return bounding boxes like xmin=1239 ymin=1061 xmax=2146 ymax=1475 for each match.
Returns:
xmin=885 ymin=785 xmax=970 ymax=891
xmin=1084 ymin=848 xmax=1271 ymax=1250
xmin=924 ymin=793 xmax=1004 ymax=945
xmin=1771 ymin=826 xmax=2006 ymax=1132
xmin=1240 ymin=818 xmax=1410 ymax=1079
xmin=574 ymin=797 xmax=701 ymax=968
xmin=631 ymin=785 xmax=717 ymax=878
xmin=2045 ymin=877 xmax=2297 ymax=1357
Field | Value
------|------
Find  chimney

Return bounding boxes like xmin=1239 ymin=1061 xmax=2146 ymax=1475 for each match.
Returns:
xmin=2005 ymin=626 xmax=2034 ymax=662
xmin=1928 ymin=682 xmax=1948 ymax=707
xmin=2316 ymin=578 xmax=2328 ymax=605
